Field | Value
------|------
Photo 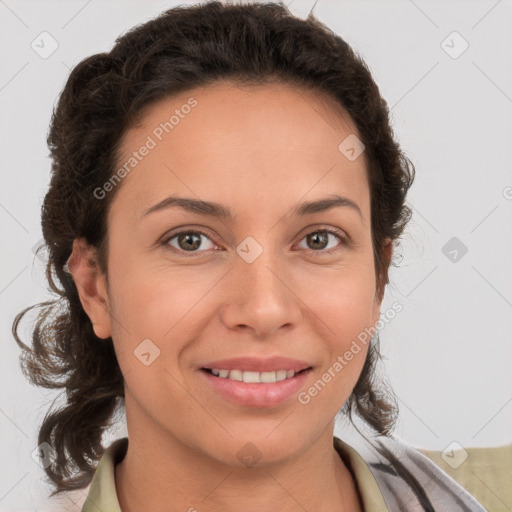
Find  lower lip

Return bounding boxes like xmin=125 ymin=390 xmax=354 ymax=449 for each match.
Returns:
xmin=200 ymin=368 xmax=312 ymax=407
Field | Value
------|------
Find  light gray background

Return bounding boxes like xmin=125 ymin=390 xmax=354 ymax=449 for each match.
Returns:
xmin=1 ymin=0 xmax=511 ymax=510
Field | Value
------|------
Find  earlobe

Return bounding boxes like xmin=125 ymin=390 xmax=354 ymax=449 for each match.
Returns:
xmin=67 ymin=238 xmax=112 ymax=339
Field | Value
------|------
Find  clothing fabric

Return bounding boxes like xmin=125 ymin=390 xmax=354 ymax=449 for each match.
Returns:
xmin=81 ymin=435 xmax=497 ymax=511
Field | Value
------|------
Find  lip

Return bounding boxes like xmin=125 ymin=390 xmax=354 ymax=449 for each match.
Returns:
xmin=200 ymin=367 xmax=313 ymax=407
xmin=200 ymin=356 xmax=312 ymax=372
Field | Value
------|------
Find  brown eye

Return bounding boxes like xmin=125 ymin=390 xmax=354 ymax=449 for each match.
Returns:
xmin=177 ymin=233 xmax=202 ymax=251
xmin=163 ymin=230 xmax=216 ymax=254
xmin=297 ymin=229 xmax=346 ymax=253
xmin=306 ymin=232 xmax=329 ymax=250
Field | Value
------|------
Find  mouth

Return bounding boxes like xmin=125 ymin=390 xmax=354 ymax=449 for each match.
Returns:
xmin=200 ymin=367 xmax=312 ymax=383
xmin=199 ymin=366 xmax=313 ymax=407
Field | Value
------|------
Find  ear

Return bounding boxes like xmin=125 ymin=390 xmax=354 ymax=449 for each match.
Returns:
xmin=67 ymin=238 xmax=112 ymax=339
xmin=371 ymin=238 xmax=393 ymax=324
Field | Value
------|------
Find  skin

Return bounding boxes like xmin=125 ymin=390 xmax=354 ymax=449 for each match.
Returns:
xmin=69 ymin=80 xmax=392 ymax=512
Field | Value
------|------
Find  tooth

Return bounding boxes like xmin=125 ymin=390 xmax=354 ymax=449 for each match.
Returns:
xmin=229 ymin=369 xmax=243 ymax=381
xmin=276 ymin=370 xmax=287 ymax=381
xmin=243 ymin=371 xmax=261 ymax=383
xmin=260 ymin=371 xmax=277 ymax=383
xmin=210 ymin=368 xmax=298 ymax=382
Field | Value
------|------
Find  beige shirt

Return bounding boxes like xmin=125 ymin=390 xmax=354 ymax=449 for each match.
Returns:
xmin=81 ymin=436 xmax=511 ymax=511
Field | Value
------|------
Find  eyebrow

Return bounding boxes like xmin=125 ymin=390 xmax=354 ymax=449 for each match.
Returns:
xmin=140 ymin=194 xmax=363 ymax=221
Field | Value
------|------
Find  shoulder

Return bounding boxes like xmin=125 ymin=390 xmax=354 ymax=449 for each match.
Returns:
xmin=419 ymin=443 xmax=512 ymax=512
xmin=338 ymin=434 xmax=493 ymax=511
xmin=81 ymin=437 xmax=128 ymax=512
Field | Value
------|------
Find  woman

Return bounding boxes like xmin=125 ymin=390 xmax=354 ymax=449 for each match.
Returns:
xmin=12 ymin=1 xmax=493 ymax=510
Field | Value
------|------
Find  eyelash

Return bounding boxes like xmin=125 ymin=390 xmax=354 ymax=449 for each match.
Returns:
xmin=160 ymin=226 xmax=349 ymax=257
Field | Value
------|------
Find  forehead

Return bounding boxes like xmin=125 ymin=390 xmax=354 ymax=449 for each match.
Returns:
xmin=110 ymin=80 xmax=370 ymax=225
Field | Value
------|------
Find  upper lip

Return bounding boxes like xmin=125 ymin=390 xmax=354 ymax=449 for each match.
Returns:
xmin=201 ymin=356 xmax=312 ymax=372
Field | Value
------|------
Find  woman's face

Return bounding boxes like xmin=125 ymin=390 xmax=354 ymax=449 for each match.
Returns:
xmin=80 ymin=81 xmax=389 ymax=465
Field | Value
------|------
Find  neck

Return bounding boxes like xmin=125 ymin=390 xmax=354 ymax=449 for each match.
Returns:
xmin=115 ymin=395 xmax=362 ymax=512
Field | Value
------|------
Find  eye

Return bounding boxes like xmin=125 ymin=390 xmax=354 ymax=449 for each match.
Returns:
xmin=296 ymin=228 xmax=347 ymax=254
xmin=162 ymin=229 xmax=217 ymax=256
xmin=161 ymin=226 xmax=348 ymax=257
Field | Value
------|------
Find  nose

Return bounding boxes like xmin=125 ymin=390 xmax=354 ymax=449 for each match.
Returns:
xmin=219 ymin=245 xmax=302 ymax=340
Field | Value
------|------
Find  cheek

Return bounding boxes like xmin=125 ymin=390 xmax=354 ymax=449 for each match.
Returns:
xmin=106 ymin=270 xmax=193 ymax=417
xmin=305 ymin=256 xmax=378 ymax=339
xmin=301 ymin=264 xmax=376 ymax=398
xmin=106 ymin=257 xmax=220 ymax=389
xmin=107 ymin=243 xmax=205 ymax=336
xmin=297 ymin=301 xmax=372 ymax=419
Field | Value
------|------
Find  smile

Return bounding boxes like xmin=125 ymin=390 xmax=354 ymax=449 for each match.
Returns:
xmin=200 ymin=367 xmax=312 ymax=407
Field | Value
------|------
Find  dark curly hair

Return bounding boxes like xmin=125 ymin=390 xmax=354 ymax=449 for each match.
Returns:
xmin=12 ymin=0 xmax=415 ymax=496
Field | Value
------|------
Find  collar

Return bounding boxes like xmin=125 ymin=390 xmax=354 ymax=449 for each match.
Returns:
xmin=81 ymin=436 xmax=388 ymax=511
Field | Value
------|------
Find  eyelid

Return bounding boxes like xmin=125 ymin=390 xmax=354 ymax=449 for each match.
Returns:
xmin=160 ymin=224 xmax=350 ymax=256
xmin=160 ymin=226 xmax=219 ymax=256
xmin=295 ymin=225 xmax=350 ymax=253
